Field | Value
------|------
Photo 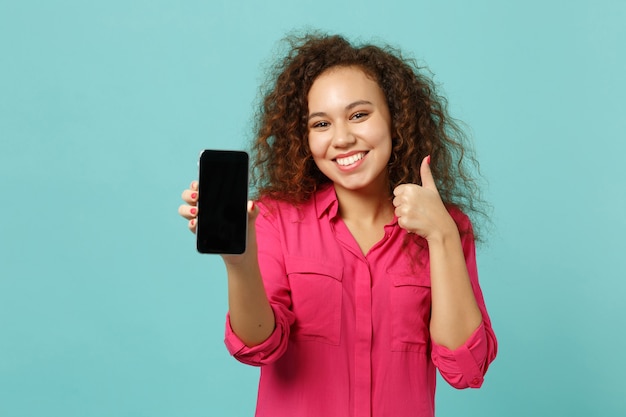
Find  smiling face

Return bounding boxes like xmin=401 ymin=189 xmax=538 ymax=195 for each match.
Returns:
xmin=307 ymin=66 xmax=393 ymax=196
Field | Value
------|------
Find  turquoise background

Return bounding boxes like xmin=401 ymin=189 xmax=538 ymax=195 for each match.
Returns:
xmin=1 ymin=0 xmax=625 ymax=416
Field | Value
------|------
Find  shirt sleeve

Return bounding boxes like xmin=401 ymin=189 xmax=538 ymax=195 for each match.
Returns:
xmin=430 ymin=210 xmax=498 ymax=389
xmin=223 ymin=200 xmax=295 ymax=366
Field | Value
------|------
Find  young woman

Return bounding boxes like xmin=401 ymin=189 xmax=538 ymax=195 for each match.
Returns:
xmin=179 ymin=33 xmax=497 ymax=417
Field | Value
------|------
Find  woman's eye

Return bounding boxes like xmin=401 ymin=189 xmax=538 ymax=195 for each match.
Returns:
xmin=312 ymin=121 xmax=329 ymax=128
xmin=351 ymin=112 xmax=368 ymax=120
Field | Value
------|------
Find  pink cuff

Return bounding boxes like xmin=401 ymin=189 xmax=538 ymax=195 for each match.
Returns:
xmin=224 ymin=308 xmax=289 ymax=366
xmin=431 ymin=322 xmax=488 ymax=388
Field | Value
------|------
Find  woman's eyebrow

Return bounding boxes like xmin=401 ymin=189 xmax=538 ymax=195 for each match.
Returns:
xmin=346 ymin=100 xmax=373 ymax=110
xmin=308 ymin=100 xmax=374 ymax=120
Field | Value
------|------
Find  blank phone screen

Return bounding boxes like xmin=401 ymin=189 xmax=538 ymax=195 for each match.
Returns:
xmin=196 ymin=150 xmax=249 ymax=254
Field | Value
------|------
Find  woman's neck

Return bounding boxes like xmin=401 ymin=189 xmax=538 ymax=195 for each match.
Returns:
xmin=333 ymin=183 xmax=395 ymax=255
xmin=334 ymin=183 xmax=394 ymax=226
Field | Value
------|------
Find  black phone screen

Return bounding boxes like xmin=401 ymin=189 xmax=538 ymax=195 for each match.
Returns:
xmin=196 ymin=150 xmax=249 ymax=254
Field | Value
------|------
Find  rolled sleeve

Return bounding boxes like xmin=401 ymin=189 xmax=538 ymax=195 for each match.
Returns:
xmin=224 ymin=303 xmax=292 ymax=366
xmin=431 ymin=322 xmax=494 ymax=388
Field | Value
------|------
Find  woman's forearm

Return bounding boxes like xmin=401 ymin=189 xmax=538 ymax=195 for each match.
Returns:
xmin=224 ymin=245 xmax=276 ymax=347
xmin=427 ymin=229 xmax=482 ymax=350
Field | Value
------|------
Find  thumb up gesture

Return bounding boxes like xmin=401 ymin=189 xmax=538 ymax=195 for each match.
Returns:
xmin=392 ymin=156 xmax=458 ymax=242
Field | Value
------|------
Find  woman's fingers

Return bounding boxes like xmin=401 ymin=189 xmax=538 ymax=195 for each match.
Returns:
xmin=179 ymin=181 xmax=200 ymax=234
xmin=181 ymin=188 xmax=199 ymax=205
xmin=178 ymin=204 xmax=198 ymax=220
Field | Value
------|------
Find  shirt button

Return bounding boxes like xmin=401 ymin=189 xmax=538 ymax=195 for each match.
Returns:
xmin=471 ymin=377 xmax=481 ymax=385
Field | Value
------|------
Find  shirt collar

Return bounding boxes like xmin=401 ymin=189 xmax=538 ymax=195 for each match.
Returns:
xmin=313 ymin=184 xmax=399 ymax=227
xmin=314 ymin=183 xmax=340 ymax=220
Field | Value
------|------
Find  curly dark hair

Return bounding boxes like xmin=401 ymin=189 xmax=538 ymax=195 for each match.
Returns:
xmin=250 ymin=32 xmax=488 ymax=235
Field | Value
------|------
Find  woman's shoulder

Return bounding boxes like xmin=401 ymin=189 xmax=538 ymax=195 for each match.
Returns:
xmin=447 ymin=204 xmax=469 ymax=222
xmin=256 ymin=192 xmax=319 ymax=223
xmin=446 ymin=204 xmax=474 ymax=237
xmin=257 ymin=184 xmax=334 ymax=215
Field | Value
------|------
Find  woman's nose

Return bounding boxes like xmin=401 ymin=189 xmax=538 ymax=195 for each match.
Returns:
xmin=331 ymin=122 xmax=356 ymax=148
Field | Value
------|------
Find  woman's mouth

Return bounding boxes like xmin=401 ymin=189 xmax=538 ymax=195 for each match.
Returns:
xmin=335 ymin=152 xmax=367 ymax=167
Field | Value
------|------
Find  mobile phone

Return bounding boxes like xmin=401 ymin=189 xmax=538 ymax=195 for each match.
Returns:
xmin=196 ymin=149 xmax=249 ymax=254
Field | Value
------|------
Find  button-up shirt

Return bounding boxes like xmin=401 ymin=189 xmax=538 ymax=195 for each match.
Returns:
xmin=225 ymin=184 xmax=497 ymax=417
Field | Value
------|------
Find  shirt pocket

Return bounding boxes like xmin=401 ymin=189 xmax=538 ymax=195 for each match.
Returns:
xmin=285 ymin=256 xmax=343 ymax=345
xmin=388 ymin=270 xmax=431 ymax=353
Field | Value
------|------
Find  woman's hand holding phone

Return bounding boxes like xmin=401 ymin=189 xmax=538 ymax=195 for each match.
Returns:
xmin=178 ymin=179 xmax=260 ymax=263
xmin=179 ymin=180 xmax=200 ymax=234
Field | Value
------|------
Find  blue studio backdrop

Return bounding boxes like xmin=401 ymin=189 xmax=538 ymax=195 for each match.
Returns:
xmin=1 ymin=1 xmax=625 ymax=416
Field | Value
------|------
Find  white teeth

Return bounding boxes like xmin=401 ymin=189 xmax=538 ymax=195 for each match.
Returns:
xmin=336 ymin=152 xmax=366 ymax=166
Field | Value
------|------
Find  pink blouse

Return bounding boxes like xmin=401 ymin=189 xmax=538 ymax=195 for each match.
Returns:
xmin=224 ymin=184 xmax=497 ymax=417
